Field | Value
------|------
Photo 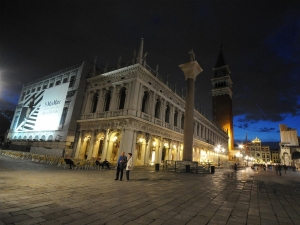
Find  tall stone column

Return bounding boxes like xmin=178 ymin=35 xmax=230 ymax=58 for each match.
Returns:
xmin=179 ymin=51 xmax=203 ymax=161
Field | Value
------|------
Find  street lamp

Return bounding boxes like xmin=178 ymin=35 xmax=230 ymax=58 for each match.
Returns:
xmin=214 ymin=145 xmax=225 ymax=166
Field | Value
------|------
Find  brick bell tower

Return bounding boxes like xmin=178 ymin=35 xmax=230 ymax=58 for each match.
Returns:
xmin=211 ymin=45 xmax=234 ymax=159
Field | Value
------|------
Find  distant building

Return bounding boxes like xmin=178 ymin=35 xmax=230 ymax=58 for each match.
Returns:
xmin=248 ymin=137 xmax=271 ymax=164
xmin=279 ymin=124 xmax=300 ymax=167
xmin=271 ymin=149 xmax=280 ymax=164
xmin=7 ymin=62 xmax=91 ymax=156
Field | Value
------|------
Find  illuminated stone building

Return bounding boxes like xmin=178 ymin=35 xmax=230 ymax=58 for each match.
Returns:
xmin=7 ymin=62 xmax=91 ymax=156
xmin=248 ymin=137 xmax=271 ymax=164
xmin=279 ymin=124 xmax=300 ymax=167
xmin=271 ymin=149 xmax=280 ymax=164
xmin=211 ymin=46 xmax=234 ymax=159
xmin=74 ymin=39 xmax=229 ymax=166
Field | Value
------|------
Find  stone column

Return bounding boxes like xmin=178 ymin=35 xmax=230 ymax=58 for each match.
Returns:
xmin=156 ymin=138 xmax=163 ymax=164
xmin=75 ymin=131 xmax=83 ymax=158
xmin=87 ymin=131 xmax=95 ymax=159
xmin=95 ymin=89 xmax=102 ymax=112
xmin=101 ymin=129 xmax=110 ymax=160
xmin=179 ymin=54 xmax=203 ymax=161
xmin=85 ymin=91 xmax=94 ymax=114
xmin=119 ymin=128 xmax=135 ymax=156
xmin=124 ymin=87 xmax=131 ymax=112
xmin=144 ymin=134 xmax=151 ymax=165
xmin=110 ymin=85 xmax=118 ymax=111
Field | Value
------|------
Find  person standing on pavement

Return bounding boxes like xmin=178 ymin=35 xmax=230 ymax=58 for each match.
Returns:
xmin=278 ymin=164 xmax=282 ymax=176
xmin=234 ymin=163 xmax=238 ymax=172
xmin=115 ymin=151 xmax=127 ymax=181
xmin=126 ymin=153 xmax=133 ymax=181
xmin=275 ymin=164 xmax=278 ymax=175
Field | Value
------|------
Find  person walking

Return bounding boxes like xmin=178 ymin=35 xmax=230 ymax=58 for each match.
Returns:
xmin=126 ymin=153 xmax=133 ymax=181
xmin=234 ymin=163 xmax=238 ymax=172
xmin=115 ymin=151 xmax=127 ymax=181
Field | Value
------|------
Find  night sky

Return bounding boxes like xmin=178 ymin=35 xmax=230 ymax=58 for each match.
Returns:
xmin=1 ymin=0 xmax=299 ymax=144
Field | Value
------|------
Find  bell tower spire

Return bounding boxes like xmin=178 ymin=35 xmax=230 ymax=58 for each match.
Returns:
xmin=211 ymin=45 xmax=234 ymax=156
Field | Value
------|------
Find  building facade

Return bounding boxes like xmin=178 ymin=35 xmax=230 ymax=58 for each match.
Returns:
xmin=248 ymin=137 xmax=271 ymax=164
xmin=279 ymin=124 xmax=300 ymax=167
xmin=74 ymin=40 xmax=229 ymax=166
xmin=271 ymin=150 xmax=280 ymax=164
xmin=7 ymin=62 xmax=91 ymax=156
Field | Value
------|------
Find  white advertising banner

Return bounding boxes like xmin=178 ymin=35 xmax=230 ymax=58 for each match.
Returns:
xmin=34 ymin=83 xmax=69 ymax=131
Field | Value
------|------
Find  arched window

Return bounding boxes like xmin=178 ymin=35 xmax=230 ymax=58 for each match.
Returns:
xmin=48 ymin=135 xmax=53 ymax=141
xmin=28 ymin=135 xmax=32 ymax=140
xmin=91 ymin=93 xmax=99 ymax=113
xmin=23 ymin=136 xmax=27 ymax=140
xmin=181 ymin=115 xmax=184 ymax=129
xmin=60 ymin=107 xmax=68 ymax=127
xmin=41 ymin=135 xmax=46 ymax=141
xmin=174 ymin=111 xmax=178 ymax=127
xmin=104 ymin=90 xmax=111 ymax=111
xmin=141 ymin=91 xmax=149 ymax=113
xmin=165 ymin=105 xmax=170 ymax=123
xmin=154 ymin=99 xmax=161 ymax=119
xmin=118 ymin=88 xmax=126 ymax=110
xmin=34 ymin=135 xmax=38 ymax=140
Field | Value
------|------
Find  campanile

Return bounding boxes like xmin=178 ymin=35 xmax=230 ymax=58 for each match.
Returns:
xmin=211 ymin=46 xmax=234 ymax=156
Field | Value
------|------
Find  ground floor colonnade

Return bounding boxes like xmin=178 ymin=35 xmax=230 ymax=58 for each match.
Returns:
xmin=74 ymin=118 xmax=228 ymax=166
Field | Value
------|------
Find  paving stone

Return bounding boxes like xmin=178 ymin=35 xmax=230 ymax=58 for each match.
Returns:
xmin=0 ymin=213 xmax=11 ymax=219
xmin=1 ymin=214 xmax=32 ymax=224
xmin=1 ymin=155 xmax=300 ymax=225
xmin=14 ymin=217 xmax=46 ymax=225
xmin=149 ymin=219 xmax=165 ymax=225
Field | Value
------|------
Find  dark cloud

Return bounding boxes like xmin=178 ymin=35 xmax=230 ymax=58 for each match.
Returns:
xmin=258 ymin=127 xmax=276 ymax=133
xmin=235 ymin=123 xmax=249 ymax=129
xmin=0 ymin=0 xmax=299 ymax=141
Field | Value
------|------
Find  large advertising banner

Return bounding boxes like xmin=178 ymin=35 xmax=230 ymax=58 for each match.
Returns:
xmin=34 ymin=83 xmax=69 ymax=131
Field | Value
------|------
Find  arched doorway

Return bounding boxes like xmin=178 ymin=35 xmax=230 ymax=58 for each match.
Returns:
xmin=91 ymin=132 xmax=105 ymax=159
xmin=106 ymin=132 xmax=120 ymax=163
xmin=80 ymin=135 xmax=91 ymax=159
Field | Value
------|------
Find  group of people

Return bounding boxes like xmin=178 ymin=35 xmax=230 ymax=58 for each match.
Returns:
xmin=64 ymin=151 xmax=134 ymax=181
xmin=64 ymin=156 xmax=111 ymax=170
xmin=96 ymin=158 xmax=110 ymax=170
xmin=275 ymin=164 xmax=289 ymax=176
xmin=115 ymin=151 xmax=133 ymax=181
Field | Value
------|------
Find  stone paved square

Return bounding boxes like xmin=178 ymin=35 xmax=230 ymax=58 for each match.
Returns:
xmin=0 ymin=155 xmax=300 ymax=225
